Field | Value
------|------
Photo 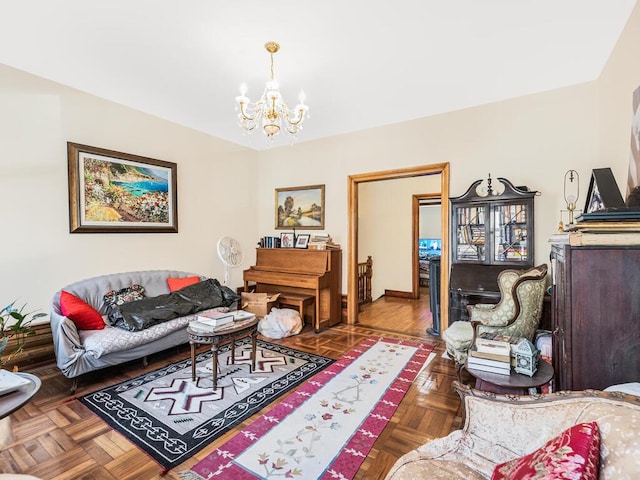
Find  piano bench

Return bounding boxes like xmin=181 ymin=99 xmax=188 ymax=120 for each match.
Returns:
xmin=277 ymin=293 xmax=315 ymax=329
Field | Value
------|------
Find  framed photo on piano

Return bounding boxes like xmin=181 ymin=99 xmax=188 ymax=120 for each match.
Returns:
xmin=280 ymin=232 xmax=295 ymax=248
xmin=295 ymin=234 xmax=310 ymax=249
xmin=275 ymin=184 xmax=325 ymax=229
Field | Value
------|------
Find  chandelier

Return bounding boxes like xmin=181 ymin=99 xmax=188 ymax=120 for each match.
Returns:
xmin=235 ymin=41 xmax=309 ymax=142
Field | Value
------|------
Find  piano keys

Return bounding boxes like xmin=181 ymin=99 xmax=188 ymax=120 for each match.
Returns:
xmin=243 ymin=248 xmax=342 ymax=332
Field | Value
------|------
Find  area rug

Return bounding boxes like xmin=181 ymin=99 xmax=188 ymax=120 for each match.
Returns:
xmin=181 ymin=337 xmax=434 ymax=479
xmin=78 ymin=339 xmax=334 ymax=470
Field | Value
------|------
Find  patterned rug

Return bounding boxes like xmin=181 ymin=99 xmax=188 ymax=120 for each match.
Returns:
xmin=78 ymin=339 xmax=334 ymax=470
xmin=181 ymin=337 xmax=434 ymax=479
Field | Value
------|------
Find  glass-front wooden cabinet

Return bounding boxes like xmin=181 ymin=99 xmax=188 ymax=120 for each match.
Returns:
xmin=448 ymin=176 xmax=538 ymax=323
xmin=451 ymin=176 xmax=536 ymax=267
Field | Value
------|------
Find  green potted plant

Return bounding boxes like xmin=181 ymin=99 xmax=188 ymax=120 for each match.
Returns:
xmin=0 ymin=301 xmax=46 ymax=368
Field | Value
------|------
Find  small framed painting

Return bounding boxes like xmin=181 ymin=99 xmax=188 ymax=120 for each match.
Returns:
xmin=295 ymin=234 xmax=310 ymax=249
xmin=275 ymin=184 xmax=325 ymax=229
xmin=584 ymin=168 xmax=625 ymax=213
xmin=280 ymin=232 xmax=295 ymax=248
xmin=67 ymin=143 xmax=178 ymax=233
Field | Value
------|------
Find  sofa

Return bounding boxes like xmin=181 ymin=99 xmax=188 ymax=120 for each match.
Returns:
xmin=385 ymin=381 xmax=640 ymax=479
xmin=50 ymin=270 xmax=238 ymax=391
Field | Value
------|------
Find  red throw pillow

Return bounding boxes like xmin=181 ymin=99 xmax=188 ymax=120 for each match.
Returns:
xmin=60 ymin=291 xmax=105 ymax=330
xmin=492 ymin=422 xmax=600 ymax=480
xmin=167 ymin=276 xmax=201 ymax=292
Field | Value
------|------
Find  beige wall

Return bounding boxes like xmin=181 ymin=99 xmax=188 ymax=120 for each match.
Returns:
xmin=420 ymin=206 xmax=441 ymax=239
xmin=0 ymin=64 xmax=257 ymax=318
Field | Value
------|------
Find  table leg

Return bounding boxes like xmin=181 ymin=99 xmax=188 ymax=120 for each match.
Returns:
xmin=190 ymin=341 xmax=196 ymax=381
xmin=251 ymin=329 xmax=257 ymax=372
xmin=212 ymin=343 xmax=219 ymax=390
xmin=0 ymin=417 xmax=13 ymax=449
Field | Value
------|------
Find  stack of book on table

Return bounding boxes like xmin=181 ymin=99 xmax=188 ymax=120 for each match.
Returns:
xmin=189 ymin=310 xmax=255 ymax=333
xmin=467 ymin=337 xmax=512 ymax=375
xmin=0 ymin=369 xmax=30 ymax=396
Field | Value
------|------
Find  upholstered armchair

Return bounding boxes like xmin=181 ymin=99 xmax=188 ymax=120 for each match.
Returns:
xmin=442 ymin=264 xmax=548 ymax=366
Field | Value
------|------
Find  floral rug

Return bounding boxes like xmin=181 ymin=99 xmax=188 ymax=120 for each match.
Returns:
xmin=180 ymin=337 xmax=434 ymax=479
xmin=78 ymin=339 xmax=334 ymax=470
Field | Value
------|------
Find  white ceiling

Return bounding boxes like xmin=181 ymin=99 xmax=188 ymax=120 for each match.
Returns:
xmin=0 ymin=1 xmax=636 ymax=150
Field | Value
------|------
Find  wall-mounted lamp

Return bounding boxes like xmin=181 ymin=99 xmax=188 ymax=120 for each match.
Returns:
xmin=563 ymin=169 xmax=580 ymax=227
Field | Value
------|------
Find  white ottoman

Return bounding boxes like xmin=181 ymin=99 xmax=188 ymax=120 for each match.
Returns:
xmin=442 ymin=321 xmax=474 ymax=365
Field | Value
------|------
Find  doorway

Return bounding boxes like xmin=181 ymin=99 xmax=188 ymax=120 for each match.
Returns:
xmin=347 ymin=163 xmax=450 ymax=330
xmin=413 ymin=196 xmax=442 ymax=299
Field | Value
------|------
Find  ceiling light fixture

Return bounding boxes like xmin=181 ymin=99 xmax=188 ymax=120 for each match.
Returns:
xmin=235 ymin=41 xmax=309 ymax=143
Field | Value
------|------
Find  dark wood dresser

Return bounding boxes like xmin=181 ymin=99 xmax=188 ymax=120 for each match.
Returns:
xmin=551 ymin=244 xmax=640 ymax=391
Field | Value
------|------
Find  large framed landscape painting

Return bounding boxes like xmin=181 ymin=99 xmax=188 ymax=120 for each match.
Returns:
xmin=275 ymin=184 xmax=325 ymax=229
xmin=67 ymin=143 xmax=178 ymax=233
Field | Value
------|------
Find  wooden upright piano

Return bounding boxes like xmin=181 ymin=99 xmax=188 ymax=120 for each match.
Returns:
xmin=243 ymin=248 xmax=342 ymax=332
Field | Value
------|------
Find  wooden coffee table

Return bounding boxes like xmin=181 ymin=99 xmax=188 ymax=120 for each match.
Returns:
xmin=464 ymin=359 xmax=554 ymax=395
xmin=187 ymin=316 xmax=259 ymax=390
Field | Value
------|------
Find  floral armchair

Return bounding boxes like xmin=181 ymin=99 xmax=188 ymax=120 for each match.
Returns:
xmin=442 ymin=264 xmax=548 ymax=366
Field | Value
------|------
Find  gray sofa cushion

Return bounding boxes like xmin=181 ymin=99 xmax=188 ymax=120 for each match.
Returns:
xmin=80 ymin=316 xmax=190 ymax=358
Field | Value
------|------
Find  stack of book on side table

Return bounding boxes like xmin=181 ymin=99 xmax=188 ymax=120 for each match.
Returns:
xmin=467 ymin=337 xmax=512 ymax=375
xmin=189 ymin=310 xmax=256 ymax=333
xmin=0 ymin=369 xmax=30 ymax=396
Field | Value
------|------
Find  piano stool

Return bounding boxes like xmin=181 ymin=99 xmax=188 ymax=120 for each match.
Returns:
xmin=277 ymin=292 xmax=316 ymax=329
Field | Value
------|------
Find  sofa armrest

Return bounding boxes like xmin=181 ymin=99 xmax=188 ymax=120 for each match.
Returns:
xmin=455 ymin=382 xmax=617 ymax=457
xmin=50 ymin=296 xmax=85 ymax=377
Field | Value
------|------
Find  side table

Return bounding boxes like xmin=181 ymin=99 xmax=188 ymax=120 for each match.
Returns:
xmin=464 ymin=360 xmax=554 ymax=395
xmin=187 ymin=316 xmax=259 ymax=390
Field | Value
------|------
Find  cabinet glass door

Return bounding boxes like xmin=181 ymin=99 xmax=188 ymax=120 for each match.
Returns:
xmin=493 ymin=204 xmax=528 ymax=263
xmin=455 ymin=206 xmax=486 ymax=262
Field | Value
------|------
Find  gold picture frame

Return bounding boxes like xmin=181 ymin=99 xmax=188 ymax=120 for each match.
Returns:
xmin=68 ymin=142 xmax=178 ymax=233
xmin=275 ymin=184 xmax=325 ymax=230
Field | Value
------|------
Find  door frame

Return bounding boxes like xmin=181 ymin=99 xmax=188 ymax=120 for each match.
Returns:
xmin=347 ymin=163 xmax=450 ymax=328
xmin=412 ymin=195 xmax=442 ymax=299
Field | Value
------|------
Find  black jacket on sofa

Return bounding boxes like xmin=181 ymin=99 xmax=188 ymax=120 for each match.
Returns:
xmin=107 ymin=279 xmax=240 ymax=332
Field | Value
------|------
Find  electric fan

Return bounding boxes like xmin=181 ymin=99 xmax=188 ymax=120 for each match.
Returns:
xmin=217 ymin=236 xmax=244 ymax=285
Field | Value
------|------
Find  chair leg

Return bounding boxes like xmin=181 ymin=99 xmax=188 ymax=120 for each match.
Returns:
xmin=455 ymin=362 xmax=464 ymax=383
xmin=70 ymin=377 xmax=78 ymax=394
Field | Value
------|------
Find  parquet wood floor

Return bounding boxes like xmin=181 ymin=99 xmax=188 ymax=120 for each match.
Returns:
xmin=0 ymin=288 xmax=465 ymax=479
